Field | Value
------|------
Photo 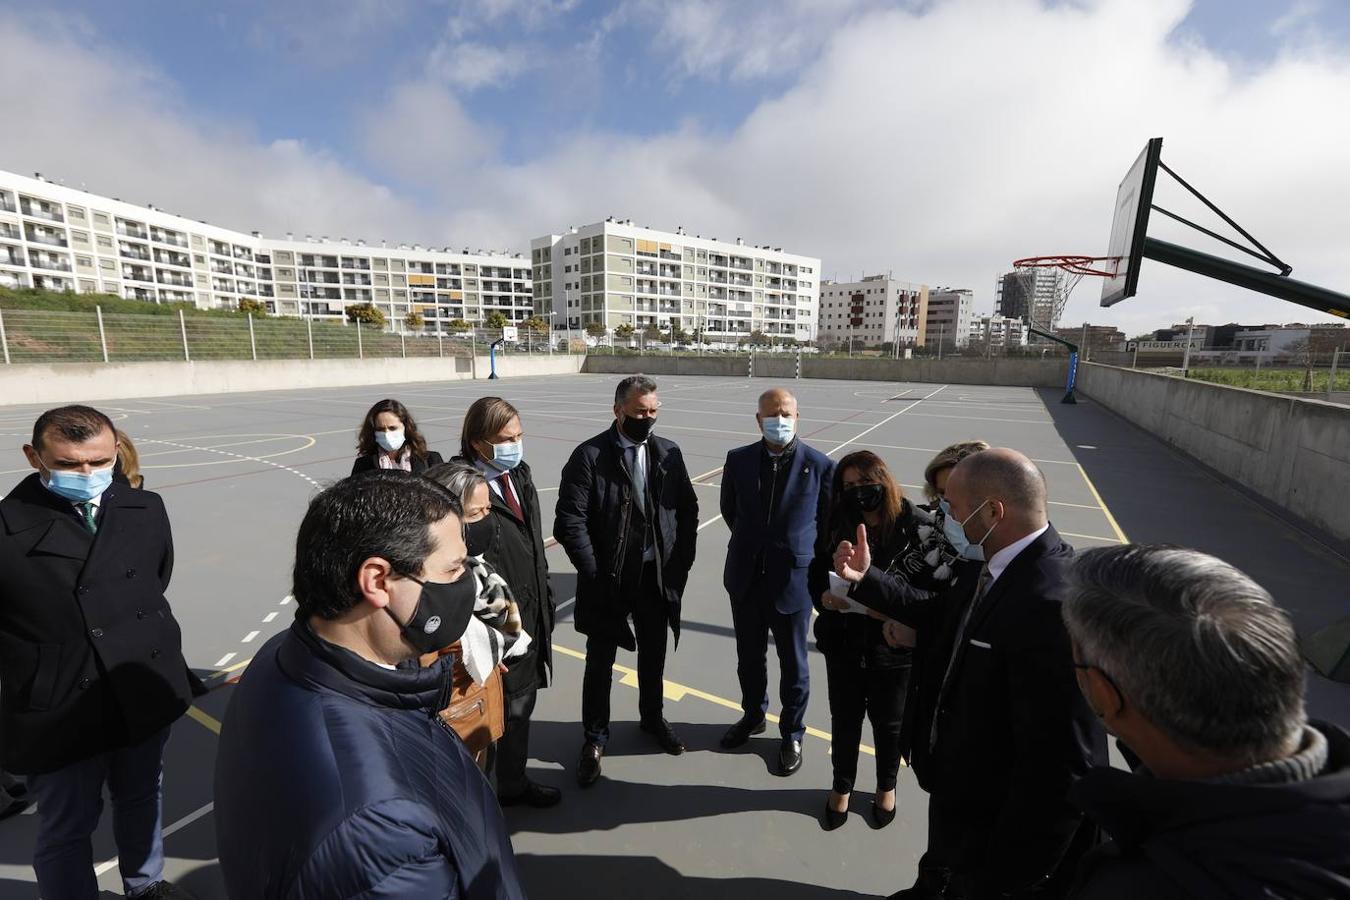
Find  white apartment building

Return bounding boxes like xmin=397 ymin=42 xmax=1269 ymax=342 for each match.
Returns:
xmin=818 ymin=275 xmax=928 ymax=348
xmin=531 ymin=220 xmax=819 ymax=343
xmin=997 ymin=267 xmax=1069 ymax=332
xmin=0 ymin=170 xmax=532 ymax=330
xmin=968 ymin=314 xmax=1028 ymax=350
xmin=924 ymin=288 xmax=973 ymax=349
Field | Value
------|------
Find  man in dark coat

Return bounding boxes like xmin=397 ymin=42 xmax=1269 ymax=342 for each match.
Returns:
xmin=1062 ymin=545 xmax=1350 ymax=898
xmin=457 ymin=396 xmax=559 ymax=808
xmin=215 ymin=472 xmax=525 ymax=900
xmin=837 ymin=448 xmax=1107 ymax=899
xmin=0 ymin=405 xmax=194 ymax=900
xmin=719 ymin=387 xmax=835 ymax=776
xmin=554 ymin=374 xmax=699 ymax=787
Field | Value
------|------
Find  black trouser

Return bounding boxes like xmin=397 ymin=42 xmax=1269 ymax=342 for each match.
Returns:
xmin=823 ymin=653 xmax=908 ymax=795
xmin=582 ymin=563 xmax=668 ymax=746
xmin=495 ymin=686 xmax=539 ymax=796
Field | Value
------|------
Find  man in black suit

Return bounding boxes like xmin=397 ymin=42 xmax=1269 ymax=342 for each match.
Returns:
xmin=836 ymin=448 xmax=1107 ymax=899
xmin=0 ymin=406 xmax=194 ymax=900
xmin=554 ymin=375 xmax=699 ymax=787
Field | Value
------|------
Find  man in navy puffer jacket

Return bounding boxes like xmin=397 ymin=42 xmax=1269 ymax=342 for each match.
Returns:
xmin=215 ymin=472 xmax=525 ymax=899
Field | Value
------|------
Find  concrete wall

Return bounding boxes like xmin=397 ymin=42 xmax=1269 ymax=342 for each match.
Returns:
xmin=1078 ymin=363 xmax=1350 ymax=546
xmin=0 ymin=354 xmax=584 ymax=406
xmin=582 ymin=354 xmax=1067 ymax=387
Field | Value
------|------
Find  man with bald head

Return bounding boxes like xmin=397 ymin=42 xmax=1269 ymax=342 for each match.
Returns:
xmin=837 ymin=448 xmax=1106 ymax=899
xmin=719 ymin=388 xmax=835 ymax=775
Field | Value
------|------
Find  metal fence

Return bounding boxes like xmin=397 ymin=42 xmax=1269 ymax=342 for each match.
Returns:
xmin=0 ymin=307 xmax=586 ymax=365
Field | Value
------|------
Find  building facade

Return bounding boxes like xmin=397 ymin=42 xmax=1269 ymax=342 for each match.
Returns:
xmin=924 ymin=288 xmax=973 ymax=349
xmin=531 ymin=220 xmax=819 ymax=343
xmin=0 ymin=171 xmax=532 ymax=330
xmin=968 ymin=314 xmax=1028 ymax=350
xmin=996 ymin=267 xmax=1070 ymax=333
xmin=817 ymin=275 xmax=929 ymax=348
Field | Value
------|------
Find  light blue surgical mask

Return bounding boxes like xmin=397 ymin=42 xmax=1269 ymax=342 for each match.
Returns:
xmin=761 ymin=415 xmax=796 ymax=446
xmin=374 ymin=429 xmax=405 ymax=453
xmin=942 ymin=499 xmax=996 ymax=562
xmin=491 ymin=440 xmax=523 ymax=470
xmin=43 ymin=465 xmax=115 ymax=503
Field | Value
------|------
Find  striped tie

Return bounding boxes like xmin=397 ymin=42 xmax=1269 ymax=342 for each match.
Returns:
xmin=78 ymin=502 xmax=98 ymax=534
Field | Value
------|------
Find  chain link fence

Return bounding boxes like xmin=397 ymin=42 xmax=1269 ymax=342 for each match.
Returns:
xmin=0 ymin=307 xmax=584 ymax=365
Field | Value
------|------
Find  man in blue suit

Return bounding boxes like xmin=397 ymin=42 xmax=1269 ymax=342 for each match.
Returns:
xmin=719 ymin=388 xmax=835 ymax=775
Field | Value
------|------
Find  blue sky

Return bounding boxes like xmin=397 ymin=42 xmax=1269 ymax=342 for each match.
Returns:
xmin=3 ymin=0 xmax=1349 ymax=331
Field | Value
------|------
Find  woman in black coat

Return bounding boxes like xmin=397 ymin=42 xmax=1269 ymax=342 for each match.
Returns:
xmin=350 ymin=398 xmax=443 ymax=475
xmin=807 ymin=450 xmax=946 ymax=830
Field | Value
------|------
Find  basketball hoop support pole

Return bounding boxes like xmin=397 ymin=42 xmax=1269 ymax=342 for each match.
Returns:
xmin=1143 ymin=237 xmax=1350 ymax=320
xmin=1026 ymin=324 xmax=1079 ymax=404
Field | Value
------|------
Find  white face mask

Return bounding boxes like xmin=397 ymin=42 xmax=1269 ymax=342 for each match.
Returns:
xmin=374 ymin=429 xmax=406 ymax=452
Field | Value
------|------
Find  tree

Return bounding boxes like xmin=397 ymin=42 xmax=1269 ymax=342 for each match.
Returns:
xmin=642 ymin=323 xmax=663 ymax=341
xmin=345 ymin=303 xmax=386 ymax=328
xmin=485 ymin=311 xmax=509 ymax=329
xmin=670 ymin=324 xmax=692 ymax=344
xmin=403 ymin=311 xmax=424 ymax=330
xmin=585 ymin=322 xmax=608 ymax=338
xmin=238 ymin=297 xmax=268 ymax=317
xmin=447 ymin=318 xmax=471 ymax=330
xmin=749 ymin=330 xmax=771 ymax=347
xmin=615 ymin=323 xmax=635 ymax=339
xmin=521 ymin=315 xmax=549 ymax=334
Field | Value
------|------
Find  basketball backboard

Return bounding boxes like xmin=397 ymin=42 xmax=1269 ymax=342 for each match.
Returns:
xmin=1100 ymin=137 xmax=1163 ymax=307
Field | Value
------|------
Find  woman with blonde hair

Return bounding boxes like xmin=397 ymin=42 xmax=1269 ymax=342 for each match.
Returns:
xmin=112 ymin=430 xmax=144 ymax=489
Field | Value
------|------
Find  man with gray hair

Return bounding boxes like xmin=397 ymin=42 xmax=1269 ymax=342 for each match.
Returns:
xmin=555 ymin=375 xmax=699 ymax=787
xmin=836 ymin=447 xmax=1106 ymax=898
xmin=1063 ymin=544 xmax=1350 ymax=898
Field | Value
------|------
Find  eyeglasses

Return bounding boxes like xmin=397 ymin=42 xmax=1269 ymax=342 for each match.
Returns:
xmin=1073 ymin=661 xmax=1125 ymax=716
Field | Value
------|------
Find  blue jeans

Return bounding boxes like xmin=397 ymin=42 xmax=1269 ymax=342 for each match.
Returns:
xmin=27 ymin=726 xmax=170 ymax=899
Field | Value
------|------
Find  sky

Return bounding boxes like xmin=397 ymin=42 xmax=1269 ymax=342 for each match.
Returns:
xmin=2 ymin=0 xmax=1349 ymax=335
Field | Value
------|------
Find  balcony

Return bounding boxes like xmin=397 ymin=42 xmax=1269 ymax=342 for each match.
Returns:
xmin=235 ymin=264 xmax=255 ymax=279
xmin=0 ymin=222 xmax=19 ymax=240
xmin=159 ymin=289 xmax=192 ymax=303
xmin=124 ymin=286 xmax=155 ymax=302
xmin=341 ymin=273 xmax=372 ymax=286
xmin=117 ymin=222 xmax=149 ymax=240
xmin=120 ymin=243 xmax=151 ymax=261
xmin=157 ymin=272 xmax=194 ymax=287
xmin=33 ymin=274 xmax=73 ymax=291
xmin=233 ymin=247 xmax=254 ymax=260
xmin=0 ymin=194 xmax=16 ymax=213
xmin=153 ymin=250 xmax=191 ymax=268
xmin=1 ymin=247 xmax=25 ymax=266
xmin=151 ymin=230 xmax=188 ymax=248
xmin=20 ymin=199 xmax=64 ymax=223
xmin=340 ymin=259 xmax=370 ymax=270
xmin=24 ymin=227 xmax=68 ymax=248
xmin=29 ymin=253 xmax=72 ymax=272
xmin=210 ymin=242 xmax=232 ymax=256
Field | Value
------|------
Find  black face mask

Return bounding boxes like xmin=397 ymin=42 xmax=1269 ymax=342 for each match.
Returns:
xmin=843 ymin=484 xmax=885 ymax=514
xmin=619 ymin=415 xmax=656 ymax=443
xmin=385 ymin=570 xmax=477 ymax=654
xmin=463 ymin=515 xmax=495 ymax=558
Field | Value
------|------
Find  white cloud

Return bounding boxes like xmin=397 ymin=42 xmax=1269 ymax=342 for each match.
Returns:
xmin=427 ymin=40 xmax=536 ymax=91
xmin=5 ymin=0 xmax=1350 ymax=336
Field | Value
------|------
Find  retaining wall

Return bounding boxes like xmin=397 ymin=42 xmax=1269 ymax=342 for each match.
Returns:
xmin=1078 ymin=362 xmax=1350 ymax=546
xmin=581 ymin=355 xmax=1067 ymax=386
xmin=0 ymin=354 xmax=584 ymax=406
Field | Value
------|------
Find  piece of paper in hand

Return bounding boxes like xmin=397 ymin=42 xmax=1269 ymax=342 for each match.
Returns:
xmin=827 ymin=572 xmax=872 ymax=616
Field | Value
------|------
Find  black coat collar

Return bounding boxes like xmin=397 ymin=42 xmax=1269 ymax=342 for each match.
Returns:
xmin=2 ymin=472 xmax=147 ymax=535
xmin=278 ymin=619 xmax=452 ymax=712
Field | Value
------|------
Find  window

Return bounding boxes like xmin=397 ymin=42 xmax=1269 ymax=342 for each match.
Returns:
xmin=76 ymin=255 xmax=92 ymax=267
xmin=93 ymin=212 xmax=111 ymax=226
xmin=96 ymin=235 xmax=113 ymax=248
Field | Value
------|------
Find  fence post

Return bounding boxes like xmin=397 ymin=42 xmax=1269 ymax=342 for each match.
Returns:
xmin=178 ymin=309 xmax=190 ymax=361
xmin=248 ymin=313 xmax=257 ymax=360
xmin=0 ymin=308 xmax=9 ymax=364
xmin=307 ymin=317 xmax=314 ymax=360
xmin=401 ymin=330 xmax=406 ymax=358
xmin=96 ymin=305 xmax=109 ymax=362
xmin=1329 ymin=348 xmax=1342 ymax=400
xmin=437 ymin=329 xmax=444 ymax=358
xmin=357 ymin=319 xmax=363 ymax=359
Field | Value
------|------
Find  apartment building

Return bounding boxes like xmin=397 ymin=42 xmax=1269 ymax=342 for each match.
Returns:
xmin=996 ymin=267 xmax=1070 ymax=332
xmin=818 ymin=275 xmax=928 ymax=348
xmin=531 ymin=219 xmax=819 ymax=343
xmin=924 ymin=287 xmax=973 ymax=349
xmin=0 ymin=170 xmax=532 ymax=330
xmin=968 ymin=314 xmax=1028 ymax=350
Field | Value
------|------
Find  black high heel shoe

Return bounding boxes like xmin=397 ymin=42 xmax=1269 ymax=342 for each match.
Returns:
xmin=823 ymin=796 xmax=849 ymax=831
xmin=871 ymin=801 xmax=897 ymax=828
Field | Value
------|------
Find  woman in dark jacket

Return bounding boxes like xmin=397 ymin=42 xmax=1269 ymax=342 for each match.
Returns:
xmin=808 ymin=450 xmax=946 ymax=830
xmin=351 ymin=398 xmax=443 ymax=475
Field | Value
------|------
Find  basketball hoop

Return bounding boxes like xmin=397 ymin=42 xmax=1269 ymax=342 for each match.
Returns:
xmin=1012 ymin=255 xmax=1119 ymax=278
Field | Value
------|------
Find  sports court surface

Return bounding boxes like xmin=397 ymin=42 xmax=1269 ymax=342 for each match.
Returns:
xmin=0 ymin=372 xmax=1345 ymax=898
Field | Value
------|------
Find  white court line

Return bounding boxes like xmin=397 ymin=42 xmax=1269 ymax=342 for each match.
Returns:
xmin=899 ymin=412 xmax=1054 ymax=425
xmin=214 ymin=652 xmax=236 ymax=668
xmin=241 ymin=631 xmax=260 ymax=643
xmin=141 ymin=438 xmax=322 ymax=487
xmin=262 ymin=612 xmax=278 ymax=623
xmin=280 ymin=595 xmax=292 ymax=605
xmin=556 ymin=595 xmax=577 ymax=613
xmin=94 ymin=802 xmax=215 ymax=877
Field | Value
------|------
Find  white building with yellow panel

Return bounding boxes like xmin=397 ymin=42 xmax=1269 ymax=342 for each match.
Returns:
xmin=531 ymin=219 xmax=819 ymax=343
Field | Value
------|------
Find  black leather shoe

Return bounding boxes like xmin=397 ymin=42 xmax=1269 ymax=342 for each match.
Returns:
xmin=132 ymin=882 xmax=199 ymax=900
xmin=778 ymin=738 xmax=803 ymax=776
xmin=640 ymin=718 xmax=686 ymax=755
xmin=823 ymin=796 xmax=848 ymax=831
xmin=0 ymin=798 xmax=28 ymax=821
xmin=720 ymin=715 xmax=767 ymax=749
xmin=576 ymin=742 xmax=603 ymax=787
xmin=498 ymin=779 xmax=561 ymax=808
xmin=871 ymin=801 xmax=897 ymax=828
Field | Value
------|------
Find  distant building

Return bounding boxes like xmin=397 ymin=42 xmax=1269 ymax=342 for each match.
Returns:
xmin=1053 ymin=324 xmax=1126 ymax=355
xmin=531 ymin=221 xmax=819 ymax=343
xmin=996 ymin=267 xmax=1070 ymax=332
xmin=818 ymin=274 xmax=928 ymax=348
xmin=968 ymin=314 xmax=1027 ymax=350
xmin=925 ymin=288 xmax=973 ymax=349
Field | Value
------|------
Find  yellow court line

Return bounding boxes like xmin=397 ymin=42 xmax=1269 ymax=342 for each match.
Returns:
xmin=1060 ymin=531 xmax=1125 ymax=544
xmin=1076 ymin=464 xmax=1129 ymax=543
xmin=186 ymin=705 xmax=222 ymax=735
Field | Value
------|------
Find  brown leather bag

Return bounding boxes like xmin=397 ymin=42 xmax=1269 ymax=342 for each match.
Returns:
xmin=421 ymin=641 xmax=505 ymax=758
